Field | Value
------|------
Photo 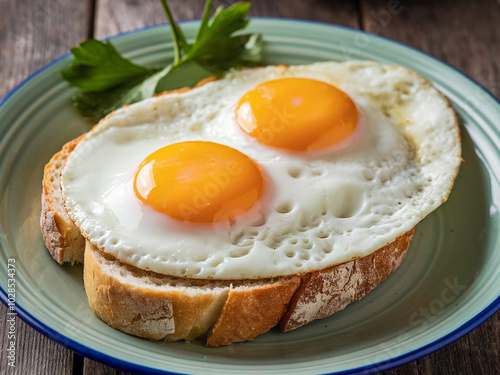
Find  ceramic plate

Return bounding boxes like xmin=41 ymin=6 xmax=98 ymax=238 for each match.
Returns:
xmin=0 ymin=19 xmax=499 ymax=375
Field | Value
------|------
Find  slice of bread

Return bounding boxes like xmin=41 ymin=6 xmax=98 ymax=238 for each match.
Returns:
xmin=41 ymin=135 xmax=86 ymax=264
xmin=84 ymin=242 xmax=302 ymax=346
xmin=41 ymin=131 xmax=415 ymax=346
xmin=84 ymin=230 xmax=414 ymax=346
xmin=83 ymin=230 xmax=413 ymax=346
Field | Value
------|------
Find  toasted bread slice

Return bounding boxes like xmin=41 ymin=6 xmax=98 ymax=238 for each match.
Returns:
xmin=41 ymin=135 xmax=86 ymax=264
xmin=84 ymin=242 xmax=301 ymax=346
xmin=83 ymin=229 xmax=413 ymax=346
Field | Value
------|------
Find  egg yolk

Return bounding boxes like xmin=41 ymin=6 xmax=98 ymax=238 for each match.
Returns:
xmin=134 ymin=141 xmax=264 ymax=224
xmin=235 ymin=78 xmax=359 ymax=152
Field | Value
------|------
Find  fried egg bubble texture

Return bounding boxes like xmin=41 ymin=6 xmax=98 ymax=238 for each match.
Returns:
xmin=61 ymin=61 xmax=461 ymax=279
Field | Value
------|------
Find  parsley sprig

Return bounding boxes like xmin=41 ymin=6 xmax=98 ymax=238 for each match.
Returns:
xmin=61 ymin=0 xmax=262 ymax=122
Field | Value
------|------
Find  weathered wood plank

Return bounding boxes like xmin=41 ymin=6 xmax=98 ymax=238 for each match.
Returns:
xmin=0 ymin=308 xmax=74 ymax=375
xmin=0 ymin=0 xmax=92 ymax=374
xmin=94 ymin=0 xmax=206 ymax=39
xmin=248 ymin=0 xmax=360 ymax=28
xmin=0 ymin=0 xmax=92 ymax=98
xmin=83 ymin=358 xmax=117 ymax=375
xmin=94 ymin=0 xmax=360 ymax=39
xmin=360 ymin=0 xmax=500 ymax=97
xmin=359 ymin=0 xmax=500 ymax=374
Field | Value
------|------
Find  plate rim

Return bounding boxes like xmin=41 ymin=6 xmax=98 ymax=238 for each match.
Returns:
xmin=1 ymin=289 xmax=499 ymax=375
xmin=1 ymin=18 xmax=499 ymax=375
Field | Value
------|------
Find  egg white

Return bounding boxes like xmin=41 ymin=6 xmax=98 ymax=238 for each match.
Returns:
xmin=61 ymin=61 xmax=461 ymax=279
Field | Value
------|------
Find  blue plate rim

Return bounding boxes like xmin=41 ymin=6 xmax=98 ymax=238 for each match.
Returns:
xmin=1 ymin=288 xmax=498 ymax=375
xmin=0 ymin=18 xmax=499 ymax=375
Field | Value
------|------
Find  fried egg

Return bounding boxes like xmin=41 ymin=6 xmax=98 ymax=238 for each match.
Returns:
xmin=61 ymin=61 xmax=461 ymax=279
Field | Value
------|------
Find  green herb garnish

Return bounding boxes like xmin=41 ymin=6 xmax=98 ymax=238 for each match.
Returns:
xmin=60 ymin=0 xmax=262 ymax=122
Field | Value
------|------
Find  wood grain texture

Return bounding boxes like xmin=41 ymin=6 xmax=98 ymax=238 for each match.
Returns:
xmin=94 ymin=0 xmax=206 ymax=39
xmin=0 ymin=0 xmax=92 ymax=97
xmin=94 ymin=0 xmax=359 ymax=39
xmin=83 ymin=358 xmax=118 ymax=375
xmin=0 ymin=0 xmax=91 ymax=374
xmin=360 ymin=0 xmax=500 ymax=98
xmin=0 ymin=305 xmax=75 ymax=375
xmin=0 ymin=0 xmax=498 ymax=374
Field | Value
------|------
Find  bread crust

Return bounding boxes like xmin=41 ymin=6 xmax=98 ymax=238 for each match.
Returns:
xmin=84 ymin=242 xmax=302 ymax=344
xmin=206 ymin=277 xmax=301 ymax=346
xmin=280 ymin=227 xmax=415 ymax=332
xmin=41 ymin=135 xmax=86 ymax=264
xmin=83 ymin=230 xmax=414 ymax=346
xmin=85 ymin=242 xmax=226 ymax=341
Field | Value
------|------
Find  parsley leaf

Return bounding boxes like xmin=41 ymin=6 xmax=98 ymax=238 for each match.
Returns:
xmin=61 ymin=0 xmax=262 ymax=123
xmin=73 ymin=65 xmax=172 ymax=121
xmin=183 ymin=2 xmax=261 ymax=72
xmin=60 ymin=40 xmax=155 ymax=91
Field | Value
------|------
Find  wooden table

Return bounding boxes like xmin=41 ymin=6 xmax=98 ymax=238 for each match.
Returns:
xmin=1 ymin=0 xmax=499 ymax=374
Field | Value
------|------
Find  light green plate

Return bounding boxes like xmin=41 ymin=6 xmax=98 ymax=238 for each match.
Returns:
xmin=0 ymin=19 xmax=499 ymax=375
